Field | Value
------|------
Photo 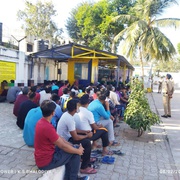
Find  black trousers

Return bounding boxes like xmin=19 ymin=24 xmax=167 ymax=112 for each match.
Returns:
xmin=69 ymin=137 xmax=91 ymax=169
xmin=90 ymin=129 xmax=109 ymax=147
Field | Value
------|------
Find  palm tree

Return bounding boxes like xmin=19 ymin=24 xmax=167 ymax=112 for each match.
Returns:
xmin=113 ymin=0 xmax=180 ymax=79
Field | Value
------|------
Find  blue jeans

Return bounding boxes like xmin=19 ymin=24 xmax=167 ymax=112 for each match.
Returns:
xmin=39 ymin=147 xmax=80 ymax=180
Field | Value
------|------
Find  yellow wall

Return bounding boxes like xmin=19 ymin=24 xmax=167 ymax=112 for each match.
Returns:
xmin=91 ymin=59 xmax=98 ymax=83
xmin=0 ymin=61 xmax=16 ymax=84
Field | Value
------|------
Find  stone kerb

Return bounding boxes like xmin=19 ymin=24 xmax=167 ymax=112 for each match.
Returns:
xmin=38 ymin=166 xmax=65 ymax=180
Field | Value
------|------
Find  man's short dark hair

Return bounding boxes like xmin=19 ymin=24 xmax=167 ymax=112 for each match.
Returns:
xmin=67 ymin=99 xmax=78 ymax=112
xmin=22 ymin=87 xmax=29 ymax=95
xmin=40 ymin=100 xmax=56 ymax=117
xmin=30 ymin=86 xmax=37 ymax=92
xmin=28 ymin=92 xmax=36 ymax=99
xmin=65 ymin=80 xmax=69 ymax=85
xmin=80 ymin=94 xmax=89 ymax=105
xmin=51 ymin=93 xmax=60 ymax=102
xmin=70 ymin=91 xmax=76 ymax=98
xmin=45 ymin=86 xmax=51 ymax=93
xmin=63 ymin=87 xmax=69 ymax=94
xmin=98 ymin=93 xmax=106 ymax=101
xmin=104 ymin=90 xmax=110 ymax=97
xmin=166 ymin=74 xmax=171 ymax=79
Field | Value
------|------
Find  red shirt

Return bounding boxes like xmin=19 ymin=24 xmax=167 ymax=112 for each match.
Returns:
xmin=33 ymin=92 xmax=40 ymax=105
xmin=34 ymin=118 xmax=59 ymax=167
xmin=13 ymin=94 xmax=28 ymax=116
xmin=58 ymin=85 xmax=67 ymax=97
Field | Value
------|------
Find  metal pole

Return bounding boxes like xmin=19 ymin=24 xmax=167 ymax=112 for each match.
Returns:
xmin=116 ymin=57 xmax=120 ymax=87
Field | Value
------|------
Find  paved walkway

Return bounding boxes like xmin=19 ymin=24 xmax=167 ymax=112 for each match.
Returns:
xmin=0 ymin=87 xmax=180 ymax=180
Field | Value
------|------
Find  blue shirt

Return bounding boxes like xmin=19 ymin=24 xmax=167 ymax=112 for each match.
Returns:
xmin=51 ymin=102 xmax=63 ymax=129
xmin=23 ymin=107 xmax=42 ymax=146
xmin=88 ymin=99 xmax=111 ymax=123
xmin=51 ymin=85 xmax=59 ymax=91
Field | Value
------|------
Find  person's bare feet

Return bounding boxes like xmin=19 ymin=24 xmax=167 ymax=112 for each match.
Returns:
xmin=92 ymin=141 xmax=102 ymax=149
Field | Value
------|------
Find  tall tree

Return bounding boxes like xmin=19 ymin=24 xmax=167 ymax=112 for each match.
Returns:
xmin=17 ymin=0 xmax=62 ymax=45
xmin=66 ymin=0 xmax=133 ymax=53
xmin=113 ymin=0 xmax=180 ymax=78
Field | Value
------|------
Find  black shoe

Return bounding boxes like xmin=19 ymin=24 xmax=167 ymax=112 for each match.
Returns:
xmin=167 ymin=115 xmax=171 ymax=117
xmin=77 ymin=176 xmax=90 ymax=180
xmin=161 ymin=115 xmax=168 ymax=118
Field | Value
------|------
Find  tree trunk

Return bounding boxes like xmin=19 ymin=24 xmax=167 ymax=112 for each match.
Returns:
xmin=138 ymin=128 xmax=143 ymax=137
xmin=139 ymin=46 xmax=144 ymax=83
xmin=111 ymin=40 xmax=116 ymax=53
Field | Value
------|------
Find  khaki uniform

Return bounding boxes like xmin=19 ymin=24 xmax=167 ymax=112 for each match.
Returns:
xmin=162 ymin=79 xmax=174 ymax=116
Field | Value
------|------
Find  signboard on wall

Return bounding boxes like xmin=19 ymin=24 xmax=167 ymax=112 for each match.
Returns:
xmin=0 ymin=61 xmax=16 ymax=83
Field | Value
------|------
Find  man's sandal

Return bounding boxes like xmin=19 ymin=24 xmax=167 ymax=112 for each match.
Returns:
xmin=80 ymin=167 xmax=97 ymax=174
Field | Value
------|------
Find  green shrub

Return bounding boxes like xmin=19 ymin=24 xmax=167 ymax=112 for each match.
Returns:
xmin=124 ymin=79 xmax=161 ymax=137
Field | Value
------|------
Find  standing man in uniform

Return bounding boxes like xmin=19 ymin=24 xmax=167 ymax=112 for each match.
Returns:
xmin=161 ymin=74 xmax=174 ymax=118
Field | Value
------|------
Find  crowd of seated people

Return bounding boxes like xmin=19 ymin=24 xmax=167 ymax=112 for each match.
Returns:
xmin=6 ymin=79 xmax=130 ymax=179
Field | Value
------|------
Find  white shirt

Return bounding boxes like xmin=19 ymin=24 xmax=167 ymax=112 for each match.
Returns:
xmin=39 ymin=90 xmax=51 ymax=105
xmin=57 ymin=112 xmax=75 ymax=141
xmin=75 ymin=107 xmax=95 ymax=131
xmin=109 ymin=91 xmax=120 ymax=105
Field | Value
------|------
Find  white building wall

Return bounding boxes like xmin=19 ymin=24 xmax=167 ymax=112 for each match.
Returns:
xmin=33 ymin=64 xmax=38 ymax=85
xmin=48 ymin=60 xmax=56 ymax=80
xmin=0 ymin=46 xmax=28 ymax=86
xmin=60 ymin=62 xmax=68 ymax=80
xmin=39 ymin=65 xmax=45 ymax=83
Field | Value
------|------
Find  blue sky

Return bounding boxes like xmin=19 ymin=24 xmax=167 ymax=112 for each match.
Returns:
xmin=0 ymin=0 xmax=180 ymax=48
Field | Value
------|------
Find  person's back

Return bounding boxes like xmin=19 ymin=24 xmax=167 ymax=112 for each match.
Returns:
xmin=13 ymin=87 xmax=29 ymax=116
xmin=39 ymin=87 xmax=51 ymax=105
xmin=34 ymin=100 xmax=85 ymax=180
xmin=58 ymin=80 xmax=69 ymax=97
xmin=59 ymin=87 xmax=70 ymax=111
xmin=35 ymin=114 xmax=57 ymax=167
xmin=23 ymin=107 xmax=42 ymax=146
xmin=7 ymin=86 xmax=21 ymax=103
xmin=30 ymin=86 xmax=40 ymax=105
xmin=88 ymin=98 xmax=110 ymax=123
xmin=88 ymin=93 xmax=119 ymax=146
xmin=50 ymin=94 xmax=63 ymax=129
xmin=16 ymin=92 xmax=38 ymax=129
xmin=57 ymin=99 xmax=97 ymax=174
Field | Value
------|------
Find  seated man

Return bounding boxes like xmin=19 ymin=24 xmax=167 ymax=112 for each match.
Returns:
xmin=59 ymin=87 xmax=70 ymax=112
xmin=23 ymin=106 xmax=42 ymax=146
xmin=76 ymin=94 xmax=112 ymax=156
xmin=13 ymin=86 xmax=29 ymax=116
xmin=57 ymin=99 xmax=97 ymax=174
xmin=6 ymin=86 xmax=21 ymax=103
xmin=88 ymin=92 xmax=119 ymax=146
xmin=34 ymin=100 xmax=87 ymax=180
xmin=50 ymin=94 xmax=63 ymax=129
xmin=16 ymin=92 xmax=38 ymax=129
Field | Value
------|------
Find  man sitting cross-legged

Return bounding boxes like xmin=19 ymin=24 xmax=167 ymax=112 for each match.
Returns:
xmin=75 ymin=94 xmax=112 ymax=156
xmin=34 ymin=100 xmax=86 ymax=180
xmin=57 ymin=99 xmax=97 ymax=174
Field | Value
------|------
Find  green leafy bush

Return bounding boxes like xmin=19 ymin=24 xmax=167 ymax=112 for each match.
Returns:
xmin=124 ymin=79 xmax=161 ymax=137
